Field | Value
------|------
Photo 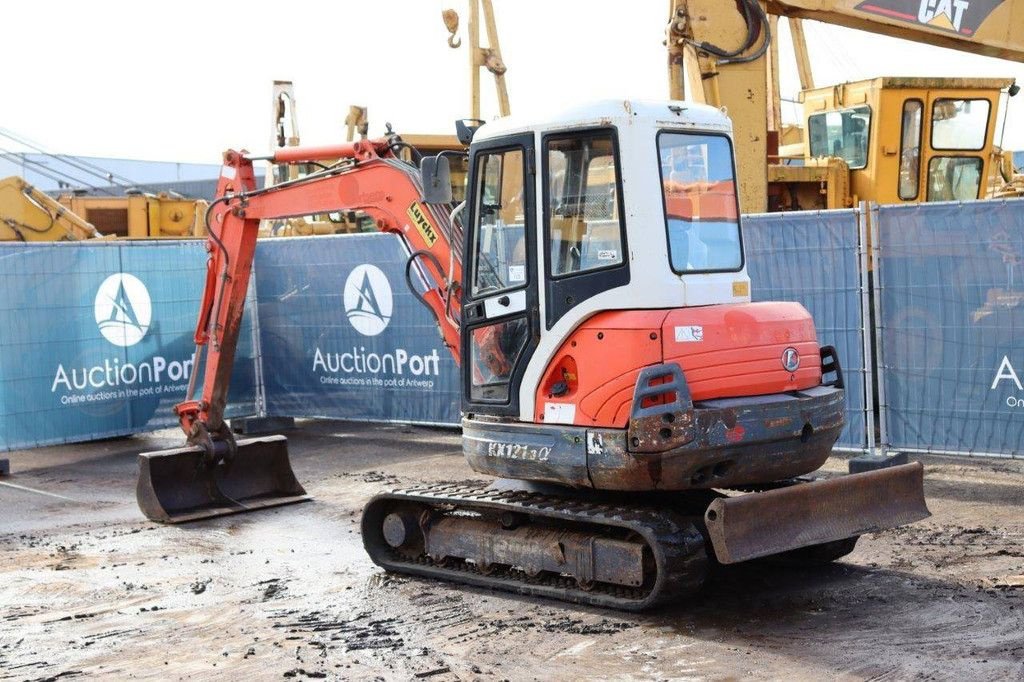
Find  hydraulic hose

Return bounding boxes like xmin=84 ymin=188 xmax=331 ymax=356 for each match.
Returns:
xmin=684 ymin=0 xmax=771 ymax=66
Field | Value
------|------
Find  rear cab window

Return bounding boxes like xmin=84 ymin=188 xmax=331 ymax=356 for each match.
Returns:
xmin=657 ymin=132 xmax=742 ymax=273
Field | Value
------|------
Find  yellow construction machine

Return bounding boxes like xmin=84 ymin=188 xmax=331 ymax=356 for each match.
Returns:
xmin=56 ymin=191 xmax=207 ymax=238
xmin=781 ymin=76 xmax=1016 ymax=210
xmin=667 ymin=0 xmax=1024 ymax=213
xmin=2 ymin=175 xmax=207 ymax=241
xmin=0 ymin=176 xmax=102 ymax=241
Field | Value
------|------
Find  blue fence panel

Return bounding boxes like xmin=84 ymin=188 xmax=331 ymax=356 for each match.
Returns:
xmin=0 ymin=240 xmax=257 ymax=451
xmin=744 ymin=210 xmax=867 ymax=449
xmin=253 ymin=234 xmax=460 ymax=425
xmin=876 ymin=199 xmax=1024 ymax=456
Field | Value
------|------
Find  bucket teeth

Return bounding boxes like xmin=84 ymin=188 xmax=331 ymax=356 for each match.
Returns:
xmin=136 ymin=435 xmax=309 ymax=523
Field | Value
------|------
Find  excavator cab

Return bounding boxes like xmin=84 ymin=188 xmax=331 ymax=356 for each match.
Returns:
xmin=363 ymin=101 xmax=929 ymax=609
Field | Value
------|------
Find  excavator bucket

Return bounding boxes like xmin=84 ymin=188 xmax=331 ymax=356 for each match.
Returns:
xmin=704 ymin=462 xmax=930 ymax=564
xmin=136 ymin=435 xmax=309 ymax=524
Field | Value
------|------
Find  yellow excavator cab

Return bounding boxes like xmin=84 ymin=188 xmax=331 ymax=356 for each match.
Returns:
xmin=798 ymin=77 xmax=1015 ymax=207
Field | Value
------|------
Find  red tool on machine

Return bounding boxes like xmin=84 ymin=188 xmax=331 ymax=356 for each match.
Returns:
xmin=138 ymin=100 xmax=930 ymax=610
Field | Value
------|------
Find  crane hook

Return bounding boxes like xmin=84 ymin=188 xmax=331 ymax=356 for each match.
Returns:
xmin=442 ymin=8 xmax=462 ymax=48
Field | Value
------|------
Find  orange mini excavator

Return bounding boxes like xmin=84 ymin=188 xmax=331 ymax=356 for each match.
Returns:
xmin=137 ymin=100 xmax=929 ymax=610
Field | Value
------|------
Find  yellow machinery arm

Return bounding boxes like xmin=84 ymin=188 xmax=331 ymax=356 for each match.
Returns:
xmin=0 ymin=176 xmax=102 ymax=241
xmin=766 ymin=0 xmax=1024 ymax=62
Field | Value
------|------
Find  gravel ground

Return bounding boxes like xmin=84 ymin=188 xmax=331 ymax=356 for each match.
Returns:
xmin=1 ymin=420 xmax=1022 ymax=681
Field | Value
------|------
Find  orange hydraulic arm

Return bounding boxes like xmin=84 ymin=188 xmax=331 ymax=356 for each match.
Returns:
xmin=175 ymin=137 xmax=462 ymax=451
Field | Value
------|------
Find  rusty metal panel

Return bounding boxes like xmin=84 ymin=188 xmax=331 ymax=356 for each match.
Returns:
xmin=425 ymin=515 xmax=646 ymax=588
xmin=591 ymin=387 xmax=844 ymax=491
xmin=462 ymin=417 xmax=591 ymax=487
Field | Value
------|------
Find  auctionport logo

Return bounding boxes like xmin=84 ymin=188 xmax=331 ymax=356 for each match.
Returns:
xmin=51 ymin=271 xmax=193 ymax=400
xmin=95 ymin=273 xmax=151 ymax=347
xmin=344 ymin=264 xmax=392 ymax=336
xmin=992 ymin=355 xmax=1024 ymax=408
xmin=314 ymin=262 xmax=440 ymax=388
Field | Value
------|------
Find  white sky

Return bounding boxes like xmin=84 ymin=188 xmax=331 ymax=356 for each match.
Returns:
xmin=2 ymin=0 xmax=1022 ymax=163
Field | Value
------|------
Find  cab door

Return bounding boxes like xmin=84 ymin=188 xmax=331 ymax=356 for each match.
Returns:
xmin=917 ymin=93 xmax=993 ymax=202
xmin=461 ymin=134 xmax=538 ymax=417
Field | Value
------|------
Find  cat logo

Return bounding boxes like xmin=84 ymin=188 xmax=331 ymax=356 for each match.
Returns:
xmin=407 ymin=202 xmax=439 ymax=248
xmin=854 ymin=0 xmax=1004 ymax=36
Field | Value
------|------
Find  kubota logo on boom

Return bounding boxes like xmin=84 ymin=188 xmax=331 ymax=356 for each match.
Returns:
xmin=94 ymin=273 xmax=152 ymax=347
xmin=344 ymin=264 xmax=393 ymax=336
xmin=855 ymin=0 xmax=1004 ymax=35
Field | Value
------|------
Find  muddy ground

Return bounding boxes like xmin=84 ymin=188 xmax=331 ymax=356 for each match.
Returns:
xmin=1 ymin=420 xmax=1022 ymax=681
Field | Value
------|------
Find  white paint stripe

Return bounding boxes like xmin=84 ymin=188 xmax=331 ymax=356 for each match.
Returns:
xmin=0 ymin=481 xmax=78 ymax=502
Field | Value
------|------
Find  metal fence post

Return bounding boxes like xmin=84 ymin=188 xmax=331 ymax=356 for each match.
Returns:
xmin=248 ymin=262 xmax=268 ymax=419
xmin=857 ymin=202 xmax=876 ymax=455
xmin=869 ymin=203 xmax=889 ymax=456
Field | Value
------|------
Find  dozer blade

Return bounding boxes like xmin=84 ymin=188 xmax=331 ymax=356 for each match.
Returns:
xmin=136 ymin=435 xmax=309 ymax=523
xmin=704 ymin=462 xmax=930 ymax=564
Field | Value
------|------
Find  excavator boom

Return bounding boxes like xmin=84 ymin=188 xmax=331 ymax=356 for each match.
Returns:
xmin=137 ymin=136 xmax=462 ymax=523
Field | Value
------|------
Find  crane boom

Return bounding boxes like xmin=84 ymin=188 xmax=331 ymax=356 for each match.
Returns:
xmin=766 ymin=0 xmax=1024 ymax=62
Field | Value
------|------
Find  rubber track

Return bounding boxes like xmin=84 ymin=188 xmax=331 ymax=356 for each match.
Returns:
xmin=361 ymin=483 xmax=709 ymax=611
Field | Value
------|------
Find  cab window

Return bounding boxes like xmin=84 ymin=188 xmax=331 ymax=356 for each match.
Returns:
xmin=658 ymin=132 xmax=742 ymax=273
xmin=545 ymin=131 xmax=625 ymax=277
xmin=927 ymin=157 xmax=984 ymax=201
xmin=931 ymin=99 xmax=990 ymax=151
xmin=470 ymin=148 xmax=527 ymax=297
xmin=898 ymin=100 xmax=923 ymax=200
xmin=808 ymin=105 xmax=871 ymax=170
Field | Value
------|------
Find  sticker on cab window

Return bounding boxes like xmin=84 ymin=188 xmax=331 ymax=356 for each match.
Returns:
xmin=597 ymin=250 xmax=618 ymax=261
xmin=508 ymin=264 xmax=526 ymax=282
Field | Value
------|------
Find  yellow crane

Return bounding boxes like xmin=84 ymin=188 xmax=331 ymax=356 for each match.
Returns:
xmin=260 ymin=3 xmax=511 ymax=237
xmin=442 ymin=0 xmax=511 ymax=119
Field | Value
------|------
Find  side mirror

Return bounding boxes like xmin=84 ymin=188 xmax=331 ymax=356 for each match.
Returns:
xmin=420 ymin=155 xmax=453 ymax=204
xmin=455 ymin=119 xmax=485 ymax=146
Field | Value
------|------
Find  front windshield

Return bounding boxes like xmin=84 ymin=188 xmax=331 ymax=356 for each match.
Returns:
xmin=808 ymin=105 xmax=871 ymax=169
xmin=658 ymin=132 xmax=742 ymax=273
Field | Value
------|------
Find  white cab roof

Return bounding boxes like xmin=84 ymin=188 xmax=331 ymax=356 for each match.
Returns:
xmin=473 ymin=99 xmax=733 ymax=142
